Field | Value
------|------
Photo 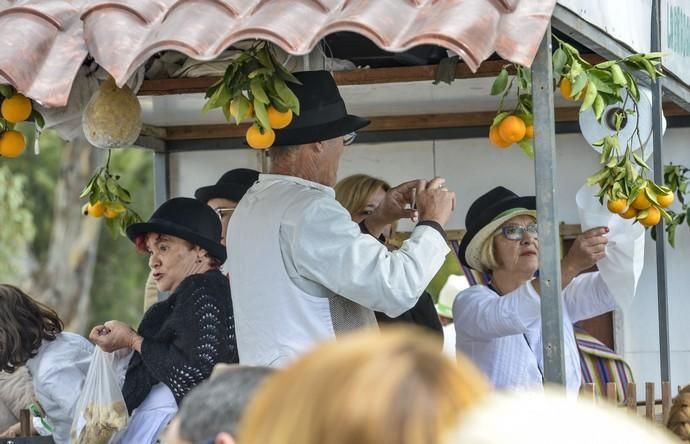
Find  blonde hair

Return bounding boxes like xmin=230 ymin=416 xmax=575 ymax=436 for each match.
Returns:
xmin=478 ymin=232 xmax=500 ymax=272
xmin=667 ymin=385 xmax=690 ymax=441
xmin=238 ymin=327 xmax=490 ymax=444
xmin=335 ymin=174 xmax=390 ymax=216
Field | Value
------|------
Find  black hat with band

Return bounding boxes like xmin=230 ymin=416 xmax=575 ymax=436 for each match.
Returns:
xmin=273 ymin=70 xmax=370 ymax=147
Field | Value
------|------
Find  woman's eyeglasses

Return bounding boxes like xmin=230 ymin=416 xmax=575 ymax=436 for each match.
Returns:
xmin=214 ymin=207 xmax=235 ymax=218
xmin=343 ymin=132 xmax=357 ymax=146
xmin=497 ymin=223 xmax=538 ymax=240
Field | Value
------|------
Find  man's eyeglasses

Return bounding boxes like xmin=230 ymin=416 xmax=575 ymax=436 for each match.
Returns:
xmin=214 ymin=207 xmax=235 ymax=218
xmin=496 ymin=223 xmax=538 ymax=240
xmin=343 ymin=132 xmax=357 ymax=146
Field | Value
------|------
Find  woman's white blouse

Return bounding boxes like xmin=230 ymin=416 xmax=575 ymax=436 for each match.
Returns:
xmin=452 ymin=272 xmax=616 ymax=395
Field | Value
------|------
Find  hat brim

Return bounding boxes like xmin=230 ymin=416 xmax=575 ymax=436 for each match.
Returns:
xmin=194 ymin=184 xmax=249 ymax=204
xmin=462 ymin=208 xmax=537 ymax=272
xmin=126 ymin=219 xmax=227 ymax=263
xmin=273 ymin=114 xmax=370 ymax=147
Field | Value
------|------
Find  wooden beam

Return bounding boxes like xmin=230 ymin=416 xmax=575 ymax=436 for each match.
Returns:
xmin=138 ymin=54 xmax=606 ymax=96
xmin=149 ymin=102 xmax=687 ymax=141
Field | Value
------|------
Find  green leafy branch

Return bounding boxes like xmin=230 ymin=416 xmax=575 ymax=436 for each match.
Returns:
xmin=489 ymin=64 xmax=535 ymax=158
xmin=203 ymin=41 xmax=301 ymax=147
xmin=651 ymin=164 xmax=690 ymax=247
xmin=80 ymin=150 xmax=142 ymax=238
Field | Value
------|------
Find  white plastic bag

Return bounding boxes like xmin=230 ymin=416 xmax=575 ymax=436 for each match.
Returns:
xmin=70 ymin=348 xmax=128 ymax=444
xmin=576 ymin=185 xmax=645 ymax=308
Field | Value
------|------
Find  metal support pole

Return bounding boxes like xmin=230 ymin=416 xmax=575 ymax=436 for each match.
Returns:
xmin=531 ymin=26 xmax=566 ymax=386
xmin=651 ymin=0 xmax=671 ymax=383
xmin=153 ymin=151 xmax=171 ymax=207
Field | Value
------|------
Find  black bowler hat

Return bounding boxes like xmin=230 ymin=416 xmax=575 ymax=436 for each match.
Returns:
xmin=273 ymin=70 xmax=370 ymax=147
xmin=459 ymin=187 xmax=536 ymax=271
xmin=194 ymin=168 xmax=259 ymax=204
xmin=126 ymin=197 xmax=226 ymax=263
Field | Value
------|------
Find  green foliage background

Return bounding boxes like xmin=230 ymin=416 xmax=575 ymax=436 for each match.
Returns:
xmin=0 ymin=129 xmax=153 ymax=330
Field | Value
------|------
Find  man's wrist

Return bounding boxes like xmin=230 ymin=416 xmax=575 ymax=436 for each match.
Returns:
xmin=417 ymin=220 xmax=447 ymax=240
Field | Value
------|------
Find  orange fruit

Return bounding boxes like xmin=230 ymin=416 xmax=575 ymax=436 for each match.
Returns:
xmin=606 ymin=198 xmax=628 ymax=214
xmin=0 ymin=130 xmax=26 ymax=157
xmin=228 ymin=99 xmax=253 ymax=121
xmin=489 ymin=126 xmax=512 ymax=148
xmin=267 ymin=106 xmax=293 ymax=129
xmin=525 ymin=125 xmax=534 ymax=139
xmin=1 ymin=94 xmax=32 ymax=123
xmin=620 ymin=207 xmax=638 ymax=219
xmin=104 ymin=206 xmax=125 ymax=219
xmin=246 ymin=124 xmax=275 ymax=150
xmin=85 ymin=201 xmax=105 ymax=218
xmin=657 ymin=193 xmax=674 ymax=208
xmin=559 ymin=78 xmax=586 ymax=101
xmin=498 ymin=115 xmax=526 ymax=143
xmin=631 ymin=190 xmax=652 ymax=210
xmin=639 ymin=206 xmax=661 ymax=227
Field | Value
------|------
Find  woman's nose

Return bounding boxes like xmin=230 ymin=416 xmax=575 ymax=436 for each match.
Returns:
xmin=149 ymin=253 xmax=160 ymax=268
xmin=520 ymin=232 xmax=537 ymax=244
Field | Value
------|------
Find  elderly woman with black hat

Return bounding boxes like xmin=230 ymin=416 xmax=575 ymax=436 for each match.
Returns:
xmin=453 ymin=186 xmax=617 ymax=396
xmin=89 ymin=197 xmax=238 ymax=443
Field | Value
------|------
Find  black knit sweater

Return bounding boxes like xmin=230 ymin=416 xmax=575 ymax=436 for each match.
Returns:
xmin=122 ymin=269 xmax=238 ymax=412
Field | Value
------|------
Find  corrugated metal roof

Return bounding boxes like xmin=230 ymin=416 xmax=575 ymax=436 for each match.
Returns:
xmin=0 ymin=0 xmax=556 ymax=107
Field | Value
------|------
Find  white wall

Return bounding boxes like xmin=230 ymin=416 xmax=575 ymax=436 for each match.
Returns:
xmin=170 ymin=128 xmax=690 ymax=394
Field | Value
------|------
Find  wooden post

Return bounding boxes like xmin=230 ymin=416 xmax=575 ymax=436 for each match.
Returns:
xmin=662 ymin=381 xmax=672 ymax=424
xmin=19 ymin=408 xmax=30 ymax=437
xmin=582 ymin=382 xmax=596 ymax=403
xmin=627 ymin=382 xmax=637 ymax=412
xmin=646 ymin=382 xmax=656 ymax=421
xmin=606 ymin=382 xmax=617 ymax=403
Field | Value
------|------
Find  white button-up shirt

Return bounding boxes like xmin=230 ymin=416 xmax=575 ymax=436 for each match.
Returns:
xmin=227 ymin=174 xmax=450 ymax=367
xmin=453 ymin=272 xmax=616 ymax=395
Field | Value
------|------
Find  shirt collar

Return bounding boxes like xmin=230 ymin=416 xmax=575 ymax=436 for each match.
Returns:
xmin=257 ymin=174 xmax=335 ymax=197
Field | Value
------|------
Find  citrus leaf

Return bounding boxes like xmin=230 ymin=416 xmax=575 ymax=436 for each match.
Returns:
xmin=490 ymin=68 xmax=509 ymax=96
xmin=256 ymin=47 xmax=275 ymax=69
xmin=594 ymin=60 xmax=618 ymax=69
xmin=31 ymin=110 xmax=45 ymax=129
xmin=248 ymin=67 xmax=274 ymax=79
xmin=593 ymin=94 xmax=606 ymax=121
xmin=610 ymin=64 xmax=627 ymax=86
xmin=553 ymin=48 xmax=567 ymax=78
xmin=517 ymin=139 xmax=534 ymax=159
xmin=667 ymin=223 xmax=676 ymax=247
xmin=633 ymin=153 xmax=650 ymax=170
xmin=0 ymin=85 xmax=14 ymax=98
xmin=586 ymin=168 xmax=609 ymax=186
xmin=580 ymin=81 xmax=598 ymax=112
xmin=491 ymin=111 xmax=512 ymax=127
xmin=571 ymin=73 xmax=588 ymax=97
xmin=273 ymin=77 xmax=300 ymax=115
xmin=253 ymin=100 xmax=270 ymax=130
xmin=250 ymin=79 xmax=270 ymax=104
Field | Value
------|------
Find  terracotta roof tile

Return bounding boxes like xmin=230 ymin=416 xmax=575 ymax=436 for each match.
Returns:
xmin=0 ymin=0 xmax=556 ymax=107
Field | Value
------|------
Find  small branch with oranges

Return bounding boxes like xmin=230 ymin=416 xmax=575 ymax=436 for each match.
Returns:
xmin=80 ymin=149 xmax=142 ymax=238
xmin=488 ymin=65 xmax=535 ymax=158
xmin=0 ymin=85 xmax=44 ymax=158
xmin=203 ymin=41 xmax=301 ymax=149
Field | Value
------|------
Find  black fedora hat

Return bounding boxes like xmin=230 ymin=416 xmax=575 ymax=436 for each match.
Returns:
xmin=126 ymin=197 xmax=226 ymax=263
xmin=458 ymin=187 xmax=536 ymax=271
xmin=194 ymin=168 xmax=259 ymax=204
xmin=273 ymin=70 xmax=370 ymax=147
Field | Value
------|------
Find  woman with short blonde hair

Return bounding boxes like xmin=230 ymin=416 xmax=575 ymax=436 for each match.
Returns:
xmin=335 ymin=174 xmax=391 ymax=223
xmin=238 ymin=328 xmax=489 ymax=444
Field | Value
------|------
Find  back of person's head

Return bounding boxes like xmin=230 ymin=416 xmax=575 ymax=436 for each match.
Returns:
xmin=0 ymin=284 xmax=63 ymax=373
xmin=238 ymin=327 xmax=489 ymax=444
xmin=668 ymin=385 xmax=690 ymax=441
xmin=175 ymin=366 xmax=274 ymax=443
xmin=445 ymin=389 xmax=680 ymax=444
xmin=335 ymin=174 xmax=390 ymax=216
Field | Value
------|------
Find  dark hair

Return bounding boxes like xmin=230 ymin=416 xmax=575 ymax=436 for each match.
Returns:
xmin=0 ymin=284 xmax=63 ymax=373
xmin=179 ymin=366 xmax=275 ymax=441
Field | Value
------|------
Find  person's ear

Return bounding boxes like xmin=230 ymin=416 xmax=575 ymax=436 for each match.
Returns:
xmin=311 ymin=141 xmax=325 ymax=153
xmin=215 ymin=432 xmax=235 ymax=444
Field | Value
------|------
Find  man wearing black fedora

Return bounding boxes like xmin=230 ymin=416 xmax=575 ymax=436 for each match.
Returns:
xmin=195 ymin=168 xmax=260 ymax=246
xmin=226 ymin=70 xmax=457 ymax=367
